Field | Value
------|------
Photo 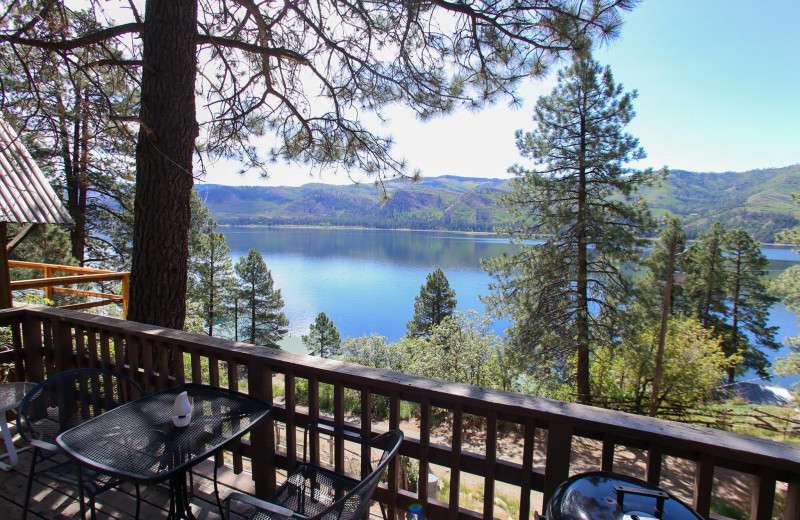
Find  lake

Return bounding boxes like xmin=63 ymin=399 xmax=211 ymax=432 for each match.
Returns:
xmin=223 ymin=227 xmax=800 ymax=387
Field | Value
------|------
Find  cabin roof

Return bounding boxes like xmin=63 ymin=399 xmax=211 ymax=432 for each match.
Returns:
xmin=0 ymin=116 xmax=73 ymax=225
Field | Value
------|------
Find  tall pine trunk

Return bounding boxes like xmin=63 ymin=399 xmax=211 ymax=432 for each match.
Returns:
xmin=575 ymin=103 xmax=591 ymax=404
xmin=728 ymin=253 xmax=742 ymax=385
xmin=128 ymin=0 xmax=198 ymax=329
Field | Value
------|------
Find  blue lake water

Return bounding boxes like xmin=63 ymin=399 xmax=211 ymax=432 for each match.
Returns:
xmin=223 ymin=227 xmax=800 ymax=387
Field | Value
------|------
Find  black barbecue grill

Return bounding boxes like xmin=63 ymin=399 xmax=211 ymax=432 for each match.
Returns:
xmin=539 ymin=471 xmax=704 ymax=520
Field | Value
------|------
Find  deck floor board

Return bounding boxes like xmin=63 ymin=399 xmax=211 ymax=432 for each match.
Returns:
xmin=0 ymin=447 xmax=258 ymax=519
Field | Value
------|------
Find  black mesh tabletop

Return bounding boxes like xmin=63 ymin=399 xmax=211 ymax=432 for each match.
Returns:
xmin=55 ymin=384 xmax=271 ymax=484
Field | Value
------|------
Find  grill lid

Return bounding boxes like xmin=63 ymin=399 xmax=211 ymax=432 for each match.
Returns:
xmin=546 ymin=471 xmax=704 ymax=520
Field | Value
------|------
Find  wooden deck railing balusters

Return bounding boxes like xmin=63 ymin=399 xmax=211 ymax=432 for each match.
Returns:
xmin=333 ymin=382 xmax=345 ymax=474
xmin=308 ymin=376 xmax=320 ymax=465
xmin=157 ymin=342 xmax=170 ymax=388
xmin=249 ymin=361 xmax=276 ymax=497
xmin=10 ymin=318 xmax=26 ymax=381
xmin=284 ymin=370 xmax=298 ymax=473
xmin=449 ymin=405 xmax=464 ymax=520
xmin=359 ymin=385 xmax=372 ymax=480
xmin=419 ymin=397 xmax=432 ymax=508
xmin=646 ymin=444 xmax=663 ymax=485
xmin=190 ymin=350 xmax=203 ymax=383
xmin=172 ymin=343 xmax=185 ymax=385
xmin=127 ymin=335 xmax=143 ymax=389
xmin=228 ymin=357 xmax=244 ymax=474
xmin=86 ymin=328 xmax=99 ymax=369
xmin=693 ymin=453 xmax=714 ymax=519
xmin=42 ymin=318 xmax=55 ymax=378
xmin=519 ymin=418 xmax=536 ymax=520
xmin=3 ymin=307 xmax=800 ymax=520
xmin=208 ymin=354 xmax=224 ymax=468
xmin=751 ymin=468 xmax=777 ymax=520
xmin=601 ymin=433 xmax=615 ymax=472
xmin=785 ymin=478 xmax=800 ymax=520
xmin=484 ymin=410 xmax=498 ymax=520
xmin=52 ymin=318 xmax=74 ymax=375
xmin=141 ymin=338 xmax=155 ymax=391
xmin=22 ymin=314 xmax=43 ymax=382
xmin=74 ymin=325 xmax=88 ymax=367
xmin=387 ymin=391 xmax=400 ymax=520
xmin=112 ymin=333 xmax=126 ymax=381
xmin=99 ymin=331 xmax=113 ymax=372
xmin=542 ymin=422 xmax=572 ymax=508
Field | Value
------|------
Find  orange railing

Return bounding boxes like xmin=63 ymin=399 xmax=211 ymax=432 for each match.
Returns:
xmin=8 ymin=261 xmax=129 ymax=317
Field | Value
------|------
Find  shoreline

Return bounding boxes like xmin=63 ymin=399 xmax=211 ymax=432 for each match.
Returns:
xmin=217 ymin=223 xmax=797 ymax=246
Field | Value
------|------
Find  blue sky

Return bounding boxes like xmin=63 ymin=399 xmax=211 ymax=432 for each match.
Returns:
xmin=199 ymin=0 xmax=800 ymax=187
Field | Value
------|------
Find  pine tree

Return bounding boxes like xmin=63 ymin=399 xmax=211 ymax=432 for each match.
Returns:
xmin=186 ymin=217 xmax=235 ymax=337
xmin=302 ymin=312 xmax=341 ymax=358
xmin=772 ymin=196 xmax=800 ymax=395
xmin=635 ymin=217 xmax=688 ymax=321
xmin=407 ymin=268 xmax=457 ymax=337
xmin=483 ymin=56 xmax=657 ymax=403
xmin=721 ymin=228 xmax=779 ymax=383
xmin=683 ymin=222 xmax=729 ymax=328
xmin=235 ymin=249 xmax=288 ymax=346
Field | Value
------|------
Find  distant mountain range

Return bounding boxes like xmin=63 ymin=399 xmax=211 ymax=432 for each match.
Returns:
xmin=197 ymin=164 xmax=800 ymax=243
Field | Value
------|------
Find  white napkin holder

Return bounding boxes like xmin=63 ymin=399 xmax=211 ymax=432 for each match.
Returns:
xmin=172 ymin=391 xmax=192 ymax=427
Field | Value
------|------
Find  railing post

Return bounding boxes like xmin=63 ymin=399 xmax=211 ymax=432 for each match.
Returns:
xmin=601 ymin=433 xmax=616 ymax=472
xmin=750 ymin=468 xmax=776 ymax=520
xmin=543 ymin=422 xmax=572 ymax=509
xmin=520 ymin=417 xmax=536 ymax=520
xmin=693 ymin=453 xmax=714 ymax=519
xmin=43 ymin=266 xmax=53 ymax=302
xmin=52 ymin=318 xmax=75 ymax=374
xmin=249 ymin=361 xmax=275 ymax=498
xmin=785 ymin=477 xmax=800 ymax=520
xmin=483 ymin=410 xmax=498 ymax=520
xmin=646 ymin=443 xmax=663 ymax=485
xmin=121 ymin=273 xmax=129 ymax=319
xmin=448 ymin=404 xmax=463 ymax=520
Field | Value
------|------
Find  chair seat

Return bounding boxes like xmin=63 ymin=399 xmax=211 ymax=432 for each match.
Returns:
xmin=36 ymin=457 xmax=124 ymax=497
xmin=258 ymin=464 xmax=360 ymax=519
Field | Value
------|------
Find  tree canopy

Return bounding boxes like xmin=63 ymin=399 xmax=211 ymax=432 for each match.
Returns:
xmin=302 ymin=312 xmax=341 ymax=358
xmin=0 ymin=0 xmax=636 ymax=328
xmin=235 ymin=249 xmax=288 ymax=346
xmin=407 ymin=268 xmax=457 ymax=337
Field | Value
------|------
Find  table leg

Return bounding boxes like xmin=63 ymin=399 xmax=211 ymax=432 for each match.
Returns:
xmin=0 ymin=418 xmax=17 ymax=470
xmin=167 ymin=471 xmax=197 ymax=520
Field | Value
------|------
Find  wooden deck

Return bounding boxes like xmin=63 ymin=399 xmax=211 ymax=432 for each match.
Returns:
xmin=0 ymin=422 xmax=258 ymax=519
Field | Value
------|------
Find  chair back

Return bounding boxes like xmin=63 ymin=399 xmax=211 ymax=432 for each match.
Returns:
xmin=17 ymin=368 xmax=144 ymax=445
xmin=322 ymin=429 xmax=403 ymax=520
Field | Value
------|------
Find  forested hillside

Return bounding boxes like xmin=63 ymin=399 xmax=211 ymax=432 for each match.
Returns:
xmin=197 ymin=165 xmax=800 ymax=241
xmin=197 ymin=176 xmax=512 ymax=232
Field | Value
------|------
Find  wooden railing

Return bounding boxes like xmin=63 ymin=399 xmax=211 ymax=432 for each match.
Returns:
xmin=1 ymin=306 xmax=799 ymax=520
xmin=8 ymin=261 xmax=129 ymax=317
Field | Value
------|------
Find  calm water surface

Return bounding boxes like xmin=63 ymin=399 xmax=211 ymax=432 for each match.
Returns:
xmin=223 ymin=227 xmax=800 ymax=386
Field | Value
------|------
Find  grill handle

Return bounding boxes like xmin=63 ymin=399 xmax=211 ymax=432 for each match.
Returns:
xmin=614 ymin=484 xmax=669 ymax=518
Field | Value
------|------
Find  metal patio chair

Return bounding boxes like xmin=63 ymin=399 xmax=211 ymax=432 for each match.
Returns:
xmin=17 ymin=367 xmax=145 ymax=520
xmin=224 ymin=424 xmax=403 ymax=520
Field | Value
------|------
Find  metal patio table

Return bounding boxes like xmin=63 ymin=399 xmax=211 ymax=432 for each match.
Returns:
xmin=56 ymin=383 xmax=272 ymax=519
xmin=0 ymin=381 xmax=36 ymax=470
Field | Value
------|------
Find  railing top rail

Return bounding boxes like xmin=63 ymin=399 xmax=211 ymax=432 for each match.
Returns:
xmin=3 ymin=305 xmax=800 ymax=476
xmin=8 ymin=260 xmax=122 ymax=275
xmin=11 ymin=273 xmax=128 ymax=290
